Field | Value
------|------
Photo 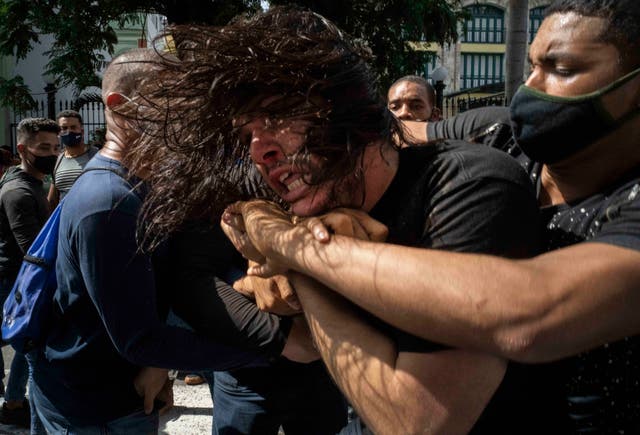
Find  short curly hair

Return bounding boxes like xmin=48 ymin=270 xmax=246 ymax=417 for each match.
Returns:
xmin=17 ymin=118 xmax=60 ymax=145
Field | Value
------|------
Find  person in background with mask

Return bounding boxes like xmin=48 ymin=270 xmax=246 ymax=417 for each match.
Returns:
xmin=47 ymin=110 xmax=98 ymax=208
xmin=245 ymin=0 xmax=640 ymax=431
xmin=0 ymin=118 xmax=57 ymax=432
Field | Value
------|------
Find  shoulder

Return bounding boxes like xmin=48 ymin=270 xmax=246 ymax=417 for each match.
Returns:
xmin=62 ymin=160 xmax=140 ymax=221
xmin=586 ymin=174 xmax=640 ymax=251
xmin=428 ymin=140 xmax=532 ymax=190
xmin=0 ymin=175 xmax=37 ymax=205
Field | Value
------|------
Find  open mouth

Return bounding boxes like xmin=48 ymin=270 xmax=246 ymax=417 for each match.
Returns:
xmin=278 ymin=171 xmax=307 ymax=192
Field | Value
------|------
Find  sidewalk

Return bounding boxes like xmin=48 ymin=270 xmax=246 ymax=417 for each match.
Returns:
xmin=0 ymin=347 xmax=214 ymax=434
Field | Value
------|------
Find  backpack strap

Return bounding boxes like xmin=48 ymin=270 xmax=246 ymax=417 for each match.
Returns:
xmin=81 ymin=166 xmax=127 ymax=179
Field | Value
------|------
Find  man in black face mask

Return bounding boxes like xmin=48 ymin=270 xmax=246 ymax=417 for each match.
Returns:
xmin=234 ymin=0 xmax=640 ymax=432
xmin=0 ymin=117 xmax=58 ymax=430
xmin=47 ymin=110 xmax=98 ymax=208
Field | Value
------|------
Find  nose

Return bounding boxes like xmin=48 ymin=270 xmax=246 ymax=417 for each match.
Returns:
xmin=394 ymin=104 xmax=413 ymax=121
xmin=248 ymin=125 xmax=286 ymax=167
xmin=524 ymin=66 xmax=544 ymax=91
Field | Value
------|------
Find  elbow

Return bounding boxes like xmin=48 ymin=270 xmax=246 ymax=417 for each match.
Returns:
xmin=482 ymin=265 xmax=564 ymax=363
xmin=366 ymin=382 xmax=452 ymax=435
xmin=492 ymin=327 xmax=545 ymax=363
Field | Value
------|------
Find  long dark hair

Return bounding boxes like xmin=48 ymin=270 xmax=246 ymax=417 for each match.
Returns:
xmin=127 ymin=6 xmax=408 ymax=250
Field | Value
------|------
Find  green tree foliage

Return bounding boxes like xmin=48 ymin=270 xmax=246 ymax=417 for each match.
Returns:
xmin=270 ymin=0 xmax=465 ymax=88
xmin=0 ymin=0 xmax=462 ymax=110
xmin=0 ymin=0 xmax=260 ymax=110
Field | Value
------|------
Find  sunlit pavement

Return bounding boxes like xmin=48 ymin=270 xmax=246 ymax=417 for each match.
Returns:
xmin=1 ymin=347 xmax=214 ymax=434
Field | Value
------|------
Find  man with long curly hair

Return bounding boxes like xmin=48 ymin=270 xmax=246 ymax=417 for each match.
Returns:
xmin=134 ymin=7 xmax=566 ymax=434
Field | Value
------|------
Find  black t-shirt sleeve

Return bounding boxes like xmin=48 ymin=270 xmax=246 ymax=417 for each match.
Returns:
xmin=169 ymin=222 xmax=291 ymax=359
xmin=425 ymin=177 xmax=541 ymax=258
xmin=3 ymin=187 xmax=43 ymax=254
xmin=591 ymin=189 xmax=640 ymax=251
xmin=427 ymin=107 xmax=511 ymax=144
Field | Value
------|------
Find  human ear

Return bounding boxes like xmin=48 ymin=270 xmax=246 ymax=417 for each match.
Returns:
xmin=106 ymin=92 xmax=127 ymax=109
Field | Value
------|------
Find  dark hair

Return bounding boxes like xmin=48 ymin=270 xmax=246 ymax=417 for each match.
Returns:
xmin=546 ymin=0 xmax=640 ymax=71
xmin=56 ymin=109 xmax=83 ymax=125
xmin=17 ymin=118 xmax=60 ymax=144
xmin=127 ymin=6 xmax=408 ymax=249
xmin=389 ymin=75 xmax=436 ymax=106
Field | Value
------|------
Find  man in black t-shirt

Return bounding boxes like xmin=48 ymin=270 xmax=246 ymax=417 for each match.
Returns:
xmin=0 ymin=118 xmax=58 ymax=430
xmin=288 ymin=1 xmax=640 ymax=432
xmin=207 ymin=7 xmax=563 ymax=434
xmin=168 ymin=222 xmax=347 ymax=435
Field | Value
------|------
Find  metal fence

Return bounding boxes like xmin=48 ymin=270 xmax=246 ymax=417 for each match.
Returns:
xmin=441 ymin=82 xmax=506 ymax=119
xmin=442 ymin=92 xmax=506 ymax=119
xmin=9 ymin=97 xmax=106 ymax=152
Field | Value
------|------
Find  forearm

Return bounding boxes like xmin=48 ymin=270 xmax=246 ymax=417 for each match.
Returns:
xmin=281 ymin=235 xmax=640 ymax=362
xmin=291 ymin=273 xmax=504 ymax=434
xmin=172 ymin=275 xmax=291 ymax=357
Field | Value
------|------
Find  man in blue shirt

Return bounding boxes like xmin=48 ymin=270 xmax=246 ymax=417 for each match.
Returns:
xmin=29 ymin=49 xmax=264 ymax=433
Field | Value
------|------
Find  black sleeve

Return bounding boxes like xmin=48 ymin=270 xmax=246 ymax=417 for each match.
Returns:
xmin=3 ymin=187 xmax=44 ymax=254
xmin=591 ymin=187 xmax=640 ymax=252
xmin=169 ymin=222 xmax=292 ymax=359
xmin=427 ymin=107 xmax=512 ymax=147
xmin=425 ymin=177 xmax=541 ymax=258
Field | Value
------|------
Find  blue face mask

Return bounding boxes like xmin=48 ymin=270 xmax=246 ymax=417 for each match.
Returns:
xmin=510 ymin=66 xmax=640 ymax=164
xmin=59 ymin=132 xmax=83 ymax=148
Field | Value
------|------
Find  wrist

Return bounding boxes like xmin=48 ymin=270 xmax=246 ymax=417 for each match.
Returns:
xmin=266 ymin=224 xmax=315 ymax=271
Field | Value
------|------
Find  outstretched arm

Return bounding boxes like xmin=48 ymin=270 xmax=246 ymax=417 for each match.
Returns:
xmin=223 ymin=201 xmax=640 ymax=363
xmin=283 ymin=235 xmax=640 ymax=363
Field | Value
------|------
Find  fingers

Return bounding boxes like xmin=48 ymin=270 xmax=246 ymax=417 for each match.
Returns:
xmin=332 ymin=208 xmax=389 ymax=242
xmin=232 ymin=276 xmax=256 ymax=299
xmin=143 ymin=388 xmax=155 ymax=415
xmin=157 ymin=380 xmax=174 ymax=416
xmin=221 ymin=218 xmax=267 ymax=263
xmin=273 ymin=276 xmax=302 ymax=311
xmin=221 ymin=204 xmax=247 ymax=233
xmin=304 ymin=217 xmax=331 ymax=242
xmin=247 ymin=261 xmax=286 ymax=278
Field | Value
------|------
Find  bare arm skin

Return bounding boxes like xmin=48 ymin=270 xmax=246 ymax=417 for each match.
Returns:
xmin=224 ymin=201 xmax=640 ymax=363
xmin=222 ymin=202 xmax=506 ymax=433
xmin=280 ymin=233 xmax=640 ymax=363
xmin=47 ymin=181 xmax=59 ymax=210
xmin=290 ymin=272 xmax=506 ymax=435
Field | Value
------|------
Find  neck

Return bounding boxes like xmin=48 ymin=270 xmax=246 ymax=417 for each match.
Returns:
xmin=539 ymin=119 xmax=640 ymax=206
xmin=19 ymin=162 xmax=44 ymax=181
xmin=64 ymin=144 xmax=87 ymax=158
xmin=362 ymin=140 xmax=400 ymax=211
xmin=99 ymin=140 xmax=125 ymax=162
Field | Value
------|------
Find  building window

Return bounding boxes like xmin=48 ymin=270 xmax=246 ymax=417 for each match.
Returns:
xmin=529 ymin=6 xmax=548 ymax=43
xmin=423 ymin=53 xmax=438 ymax=80
xmin=460 ymin=53 xmax=504 ymax=89
xmin=461 ymin=5 xmax=505 ymax=44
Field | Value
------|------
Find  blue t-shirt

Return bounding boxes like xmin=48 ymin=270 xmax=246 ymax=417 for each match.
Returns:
xmin=32 ymin=153 xmax=259 ymax=426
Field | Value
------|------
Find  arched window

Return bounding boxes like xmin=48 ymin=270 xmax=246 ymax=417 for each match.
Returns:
xmin=461 ymin=5 xmax=505 ymax=44
xmin=529 ymin=6 xmax=548 ymax=43
xmin=460 ymin=53 xmax=504 ymax=89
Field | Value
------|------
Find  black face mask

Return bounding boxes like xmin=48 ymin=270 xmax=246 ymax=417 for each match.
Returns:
xmin=510 ymin=66 xmax=640 ymax=164
xmin=28 ymin=152 xmax=57 ymax=175
xmin=59 ymin=132 xmax=82 ymax=148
